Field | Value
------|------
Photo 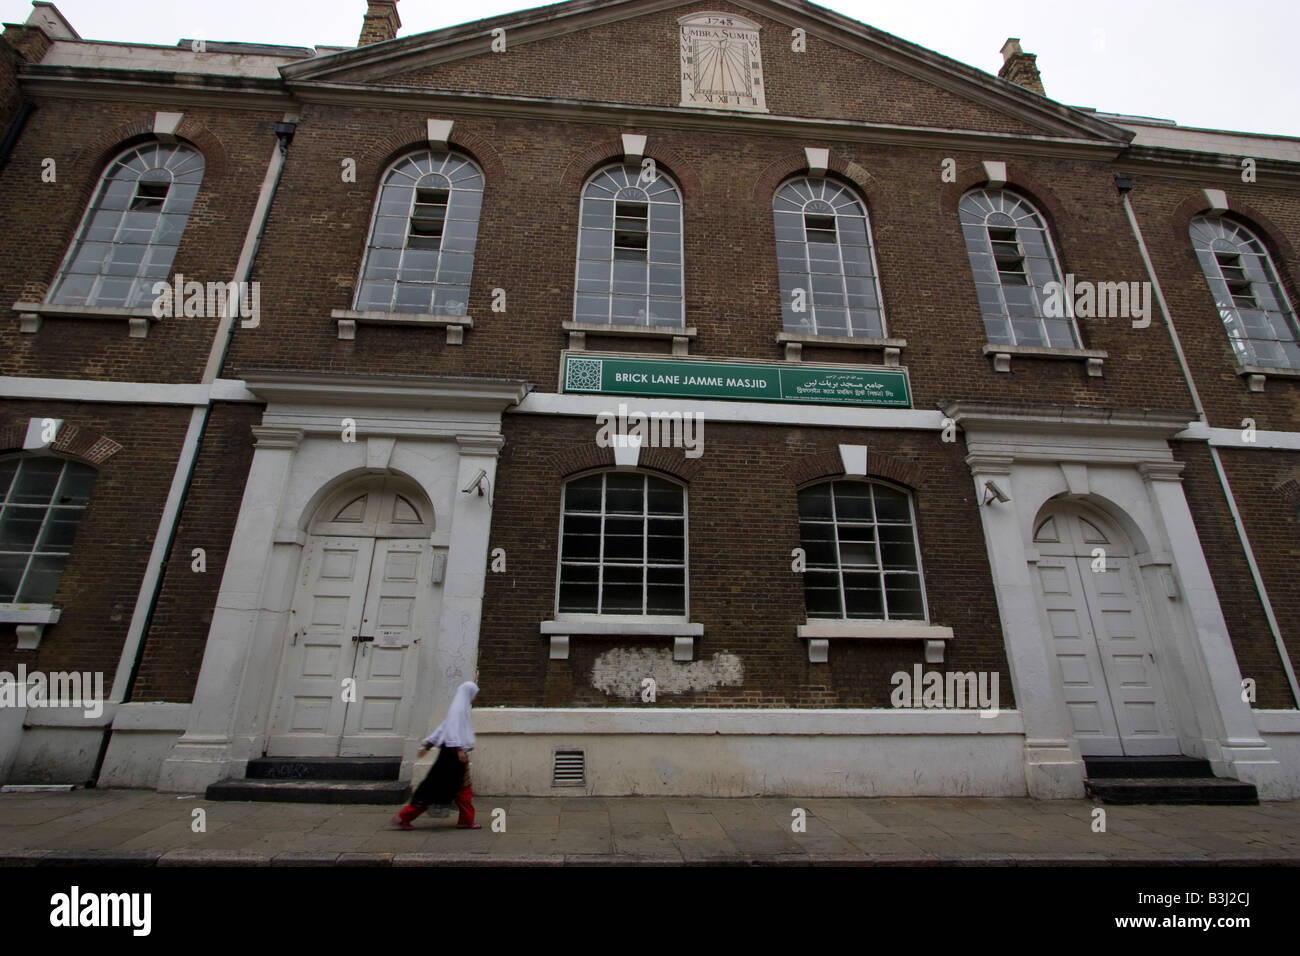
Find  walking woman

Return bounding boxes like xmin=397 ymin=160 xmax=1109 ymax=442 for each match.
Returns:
xmin=392 ymin=681 xmax=482 ymax=830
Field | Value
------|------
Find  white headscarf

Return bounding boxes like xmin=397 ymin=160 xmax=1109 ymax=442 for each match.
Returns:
xmin=424 ymin=681 xmax=478 ymax=750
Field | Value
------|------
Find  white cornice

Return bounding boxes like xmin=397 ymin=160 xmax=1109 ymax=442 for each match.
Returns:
xmin=241 ymin=369 xmax=530 ymax=411
xmin=944 ymin=401 xmax=1196 ymax=438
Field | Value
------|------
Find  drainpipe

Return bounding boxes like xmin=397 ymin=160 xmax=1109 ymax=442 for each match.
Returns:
xmin=89 ymin=115 xmax=299 ymax=785
xmin=1118 ymin=176 xmax=1300 ymax=708
xmin=0 ymin=101 xmax=35 ymax=169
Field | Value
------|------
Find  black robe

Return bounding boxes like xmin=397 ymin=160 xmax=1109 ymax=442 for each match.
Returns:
xmin=411 ymin=746 xmax=466 ymax=806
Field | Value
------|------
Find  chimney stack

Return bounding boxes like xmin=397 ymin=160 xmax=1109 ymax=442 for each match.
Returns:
xmin=998 ymin=38 xmax=1045 ymax=96
xmin=359 ymin=0 xmax=401 ymax=46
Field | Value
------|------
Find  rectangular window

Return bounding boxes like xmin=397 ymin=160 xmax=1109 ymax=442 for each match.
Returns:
xmin=988 ymin=227 xmax=1028 ymax=286
xmin=129 ymin=181 xmax=170 ymax=212
xmin=409 ymin=187 xmax=449 ymax=250
xmin=613 ymin=201 xmax=649 ymax=260
xmin=1215 ymin=252 xmax=1258 ymax=309
xmin=558 ymin=473 xmax=685 ymax=616
xmin=804 ymin=214 xmax=837 ymax=245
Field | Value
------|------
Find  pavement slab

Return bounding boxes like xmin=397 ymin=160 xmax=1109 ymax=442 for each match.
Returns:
xmin=0 ymin=789 xmax=1296 ymax=865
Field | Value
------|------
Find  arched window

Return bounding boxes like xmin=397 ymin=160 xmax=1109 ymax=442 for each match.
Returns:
xmin=1189 ymin=217 xmax=1300 ymax=370
xmin=774 ymin=177 xmax=885 ymax=337
xmin=0 ymin=455 xmax=97 ymax=604
xmin=557 ymin=472 xmax=686 ymax=616
xmin=355 ymin=150 xmax=484 ymax=316
xmin=50 ymin=142 xmax=205 ymax=309
xmin=798 ymin=480 xmax=927 ymax=621
xmin=959 ymin=188 xmax=1076 ymax=348
xmin=574 ymin=164 xmax=683 ymax=327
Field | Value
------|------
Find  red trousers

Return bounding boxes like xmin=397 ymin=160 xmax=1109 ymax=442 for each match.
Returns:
xmin=398 ymin=782 xmax=475 ymax=827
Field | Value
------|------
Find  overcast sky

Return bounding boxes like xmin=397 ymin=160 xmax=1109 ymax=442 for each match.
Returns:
xmin=6 ymin=0 xmax=1298 ymax=137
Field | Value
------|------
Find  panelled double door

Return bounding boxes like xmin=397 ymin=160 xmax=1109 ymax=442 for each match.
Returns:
xmin=268 ymin=479 xmax=438 ymax=758
xmin=1033 ymin=503 xmax=1179 ymax=757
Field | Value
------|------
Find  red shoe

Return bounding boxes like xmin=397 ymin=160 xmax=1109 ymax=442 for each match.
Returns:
xmin=457 ymin=823 xmax=482 ymax=829
xmin=390 ymin=815 xmax=415 ymax=831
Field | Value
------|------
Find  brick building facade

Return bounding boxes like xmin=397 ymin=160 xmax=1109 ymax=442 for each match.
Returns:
xmin=0 ymin=0 xmax=1296 ymax=799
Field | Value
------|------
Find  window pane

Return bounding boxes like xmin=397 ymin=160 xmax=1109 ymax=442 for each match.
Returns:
xmin=17 ymin=552 xmax=68 ymax=603
xmin=0 ymin=552 xmax=25 ymax=603
xmin=11 ymin=459 xmax=63 ymax=504
xmin=0 ymin=506 xmax=43 ymax=550
xmin=884 ymin=576 xmax=926 ymax=619
xmin=0 ymin=459 xmax=17 ymax=500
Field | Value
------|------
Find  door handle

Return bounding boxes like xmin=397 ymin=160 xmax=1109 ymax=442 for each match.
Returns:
xmin=354 ymin=635 xmax=375 ymax=643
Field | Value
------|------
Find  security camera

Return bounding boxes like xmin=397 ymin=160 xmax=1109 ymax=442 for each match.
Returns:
xmin=982 ymin=480 xmax=1011 ymax=506
xmin=462 ymin=469 xmax=488 ymax=495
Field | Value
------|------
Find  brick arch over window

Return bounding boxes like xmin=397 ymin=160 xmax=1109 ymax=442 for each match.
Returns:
xmin=551 ymin=445 xmax=702 ymax=484
xmin=751 ymin=151 xmax=885 ymax=209
xmin=1169 ymin=193 xmax=1298 ymax=267
xmin=0 ymin=418 xmax=123 ymax=465
xmin=941 ymin=168 xmax=1070 ymax=242
xmin=71 ymin=118 xmax=227 ymax=185
xmin=559 ymin=140 xmax=701 ymax=199
xmin=789 ymin=449 xmax=925 ymax=490
xmin=360 ymin=126 xmax=505 ymax=192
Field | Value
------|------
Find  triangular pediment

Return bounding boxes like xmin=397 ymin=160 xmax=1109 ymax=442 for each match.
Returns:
xmin=282 ymin=0 xmax=1129 ymax=144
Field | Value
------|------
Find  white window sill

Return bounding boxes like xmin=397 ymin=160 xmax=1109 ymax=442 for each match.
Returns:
xmin=796 ymin=620 xmax=954 ymax=663
xmin=331 ymin=308 xmax=473 ymax=344
xmin=563 ymin=321 xmax=698 ymax=356
xmin=0 ymin=604 xmax=62 ymax=650
xmin=775 ymin=332 xmax=907 ymax=365
xmin=1237 ymin=364 xmax=1300 ymax=393
xmin=541 ymin=615 xmax=704 ymax=661
xmin=982 ymin=343 xmax=1107 ymax=377
xmin=13 ymin=301 xmax=156 ymax=338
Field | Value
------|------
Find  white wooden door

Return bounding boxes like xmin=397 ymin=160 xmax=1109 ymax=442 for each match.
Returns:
xmin=268 ymin=536 xmax=374 ymax=756
xmin=1034 ymin=510 xmax=1178 ymax=756
xmin=269 ymin=536 xmax=432 ymax=757
xmin=340 ymin=539 xmax=430 ymax=757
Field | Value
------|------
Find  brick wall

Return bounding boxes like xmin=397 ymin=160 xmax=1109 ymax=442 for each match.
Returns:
xmin=0 ymin=399 xmax=191 ymax=681
xmin=132 ymin=401 xmax=262 ymax=702
xmin=225 ymin=110 xmax=1196 ymax=418
xmin=1127 ymin=175 xmax=1300 ymax=433
xmin=0 ymin=98 xmax=284 ymax=384
xmin=1171 ymin=439 xmax=1297 ymax=708
xmin=477 ymin=414 xmax=1011 ymax=710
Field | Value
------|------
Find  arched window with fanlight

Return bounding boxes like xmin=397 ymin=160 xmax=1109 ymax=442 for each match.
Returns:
xmin=1189 ymin=216 xmax=1300 ymax=371
xmin=354 ymin=150 xmax=484 ymax=316
xmin=798 ymin=479 xmax=927 ymax=621
xmin=49 ymin=142 xmax=205 ymax=308
xmin=0 ymin=455 xmax=97 ymax=604
xmin=774 ymin=177 xmax=886 ymax=337
xmin=557 ymin=472 xmax=686 ymax=616
xmin=959 ymin=188 xmax=1075 ymax=349
xmin=574 ymin=164 xmax=683 ymax=327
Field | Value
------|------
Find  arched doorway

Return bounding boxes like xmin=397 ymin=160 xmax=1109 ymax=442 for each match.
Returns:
xmin=1032 ymin=500 xmax=1178 ymax=756
xmin=266 ymin=476 xmax=437 ymax=757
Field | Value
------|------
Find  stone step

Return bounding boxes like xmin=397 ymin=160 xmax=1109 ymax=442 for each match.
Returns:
xmin=243 ymin=757 xmax=401 ymax=782
xmin=205 ymin=778 xmax=410 ymax=805
xmin=1082 ymin=755 xmax=1214 ymax=780
xmin=1084 ymin=776 xmax=1259 ymax=806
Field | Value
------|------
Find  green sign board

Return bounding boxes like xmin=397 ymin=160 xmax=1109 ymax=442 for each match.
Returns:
xmin=562 ymin=354 xmax=911 ymax=408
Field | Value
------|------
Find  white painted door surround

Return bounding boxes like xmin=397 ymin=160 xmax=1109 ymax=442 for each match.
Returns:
xmin=947 ymin=402 xmax=1285 ymax=799
xmin=157 ymin=372 xmax=528 ymax=793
